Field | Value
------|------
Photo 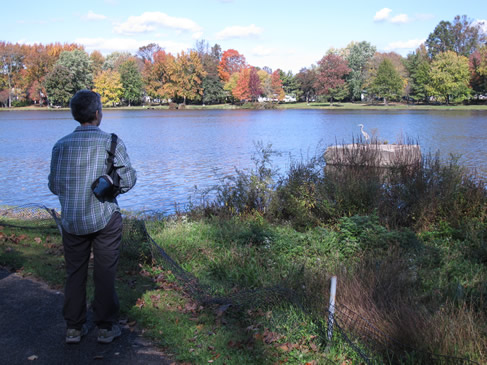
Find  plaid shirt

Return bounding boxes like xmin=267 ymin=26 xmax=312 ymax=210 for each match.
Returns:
xmin=49 ymin=125 xmax=136 ymax=235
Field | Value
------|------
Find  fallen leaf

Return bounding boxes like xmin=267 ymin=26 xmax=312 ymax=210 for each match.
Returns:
xmin=135 ymin=298 xmax=145 ymax=309
xmin=34 ymin=237 xmax=42 ymax=244
xmin=27 ymin=355 xmax=38 ymax=361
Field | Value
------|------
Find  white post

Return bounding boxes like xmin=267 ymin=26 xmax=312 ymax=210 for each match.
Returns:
xmin=327 ymin=276 xmax=337 ymax=341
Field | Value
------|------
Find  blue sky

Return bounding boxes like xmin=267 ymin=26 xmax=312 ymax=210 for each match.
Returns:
xmin=2 ymin=0 xmax=486 ymax=73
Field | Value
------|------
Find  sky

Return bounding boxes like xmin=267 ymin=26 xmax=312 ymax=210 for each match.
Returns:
xmin=2 ymin=0 xmax=487 ymax=73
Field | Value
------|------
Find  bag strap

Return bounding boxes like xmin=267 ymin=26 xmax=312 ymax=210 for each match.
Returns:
xmin=106 ymin=133 xmax=118 ymax=174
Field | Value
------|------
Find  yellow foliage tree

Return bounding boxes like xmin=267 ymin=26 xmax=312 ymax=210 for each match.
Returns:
xmin=165 ymin=51 xmax=207 ymax=104
xmin=93 ymin=70 xmax=123 ymax=106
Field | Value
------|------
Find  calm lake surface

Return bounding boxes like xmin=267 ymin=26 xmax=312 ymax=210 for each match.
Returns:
xmin=1 ymin=109 xmax=486 ymax=213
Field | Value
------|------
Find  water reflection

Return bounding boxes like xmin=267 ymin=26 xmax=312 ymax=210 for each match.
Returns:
xmin=0 ymin=109 xmax=485 ymax=213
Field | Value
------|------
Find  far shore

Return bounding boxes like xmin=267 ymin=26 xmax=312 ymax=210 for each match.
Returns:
xmin=2 ymin=101 xmax=487 ymax=112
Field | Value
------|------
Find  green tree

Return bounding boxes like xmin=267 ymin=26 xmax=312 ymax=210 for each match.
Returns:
xmin=279 ymin=70 xmax=301 ymax=99
xmin=56 ymin=49 xmax=93 ymax=92
xmin=405 ymin=45 xmax=431 ymax=103
xmin=296 ymin=66 xmax=317 ymax=103
xmin=426 ymin=15 xmax=486 ymax=58
xmin=44 ymin=64 xmax=73 ymax=106
xmin=369 ymin=59 xmax=404 ymax=105
xmin=103 ymin=51 xmax=131 ymax=71
xmin=426 ymin=51 xmax=471 ymax=104
xmin=194 ymin=40 xmax=225 ymax=104
xmin=93 ymin=70 xmax=123 ymax=106
xmin=345 ymin=41 xmax=376 ymax=100
xmin=119 ymin=58 xmax=143 ymax=106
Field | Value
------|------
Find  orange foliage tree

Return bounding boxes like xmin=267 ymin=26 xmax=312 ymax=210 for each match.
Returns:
xmin=232 ymin=67 xmax=251 ymax=101
xmin=218 ymin=49 xmax=246 ymax=82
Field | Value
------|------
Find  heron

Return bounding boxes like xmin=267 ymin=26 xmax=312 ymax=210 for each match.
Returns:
xmin=358 ymin=124 xmax=370 ymax=142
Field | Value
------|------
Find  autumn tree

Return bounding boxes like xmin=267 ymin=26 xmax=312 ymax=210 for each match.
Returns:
xmin=345 ymin=41 xmax=376 ymax=100
xmin=257 ymin=69 xmax=273 ymax=98
xmin=426 ymin=51 xmax=471 ymax=104
xmin=426 ymin=15 xmax=486 ymax=58
xmin=218 ymin=49 xmax=246 ymax=82
xmin=142 ymin=50 xmax=174 ymax=102
xmin=94 ymin=70 xmax=123 ymax=106
xmin=232 ymin=67 xmax=251 ymax=101
xmin=90 ymin=50 xmax=105 ymax=77
xmin=119 ymin=58 xmax=143 ymax=106
xmin=369 ymin=59 xmax=404 ymax=105
xmin=248 ymin=67 xmax=262 ymax=101
xmin=469 ymin=46 xmax=487 ymax=98
xmin=270 ymin=70 xmax=285 ymax=101
xmin=315 ymin=54 xmax=350 ymax=105
xmin=0 ymin=42 xmax=25 ymax=107
xmin=166 ymin=51 xmax=207 ymax=104
xmin=223 ymin=72 xmax=240 ymax=102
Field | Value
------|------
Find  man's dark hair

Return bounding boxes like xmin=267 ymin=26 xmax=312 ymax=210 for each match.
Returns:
xmin=69 ymin=90 xmax=102 ymax=124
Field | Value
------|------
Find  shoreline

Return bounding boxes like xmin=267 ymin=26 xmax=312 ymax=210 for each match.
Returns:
xmin=2 ymin=102 xmax=487 ymax=112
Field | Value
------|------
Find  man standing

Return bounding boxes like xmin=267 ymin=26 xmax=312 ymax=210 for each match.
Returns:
xmin=49 ymin=90 xmax=136 ymax=344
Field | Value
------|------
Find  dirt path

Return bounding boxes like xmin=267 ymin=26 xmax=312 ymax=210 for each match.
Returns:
xmin=0 ymin=269 xmax=173 ymax=365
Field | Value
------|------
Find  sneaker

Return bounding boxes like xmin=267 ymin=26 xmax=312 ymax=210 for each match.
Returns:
xmin=66 ymin=324 xmax=88 ymax=344
xmin=97 ymin=324 xmax=122 ymax=344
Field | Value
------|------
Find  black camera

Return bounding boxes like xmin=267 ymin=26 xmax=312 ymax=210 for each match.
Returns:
xmin=91 ymin=174 xmax=115 ymax=200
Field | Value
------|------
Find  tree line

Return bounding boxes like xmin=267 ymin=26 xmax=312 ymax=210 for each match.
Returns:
xmin=1 ymin=14 xmax=486 ymax=108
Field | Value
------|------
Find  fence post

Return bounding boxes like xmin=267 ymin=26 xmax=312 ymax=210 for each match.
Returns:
xmin=327 ymin=276 xmax=337 ymax=342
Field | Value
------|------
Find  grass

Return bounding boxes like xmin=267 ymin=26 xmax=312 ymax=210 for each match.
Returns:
xmin=1 ymin=142 xmax=486 ymax=364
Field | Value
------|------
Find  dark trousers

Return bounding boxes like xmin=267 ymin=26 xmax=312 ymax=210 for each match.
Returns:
xmin=62 ymin=211 xmax=122 ymax=330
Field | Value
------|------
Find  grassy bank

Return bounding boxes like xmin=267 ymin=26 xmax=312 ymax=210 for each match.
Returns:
xmin=1 ymin=145 xmax=486 ymax=363
xmin=2 ymin=101 xmax=487 ymax=112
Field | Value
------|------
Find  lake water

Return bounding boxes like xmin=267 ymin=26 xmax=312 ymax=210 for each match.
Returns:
xmin=1 ymin=109 xmax=486 ymax=213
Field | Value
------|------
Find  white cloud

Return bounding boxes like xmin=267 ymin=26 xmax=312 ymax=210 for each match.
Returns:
xmin=390 ymin=14 xmax=410 ymax=24
xmin=113 ymin=12 xmax=202 ymax=36
xmin=192 ymin=31 xmax=204 ymax=40
xmin=216 ymin=24 xmax=263 ymax=40
xmin=474 ymin=19 xmax=487 ymax=33
xmin=385 ymin=39 xmax=425 ymax=51
xmin=75 ymin=37 xmax=190 ymax=56
xmin=83 ymin=11 xmax=107 ymax=21
xmin=374 ymin=8 xmax=392 ymax=22
xmin=252 ymin=46 xmax=274 ymax=57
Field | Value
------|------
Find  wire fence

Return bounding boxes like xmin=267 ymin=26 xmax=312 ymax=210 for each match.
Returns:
xmin=0 ymin=204 xmax=480 ymax=365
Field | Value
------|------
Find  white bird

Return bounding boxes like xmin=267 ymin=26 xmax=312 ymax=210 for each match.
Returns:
xmin=358 ymin=124 xmax=370 ymax=142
